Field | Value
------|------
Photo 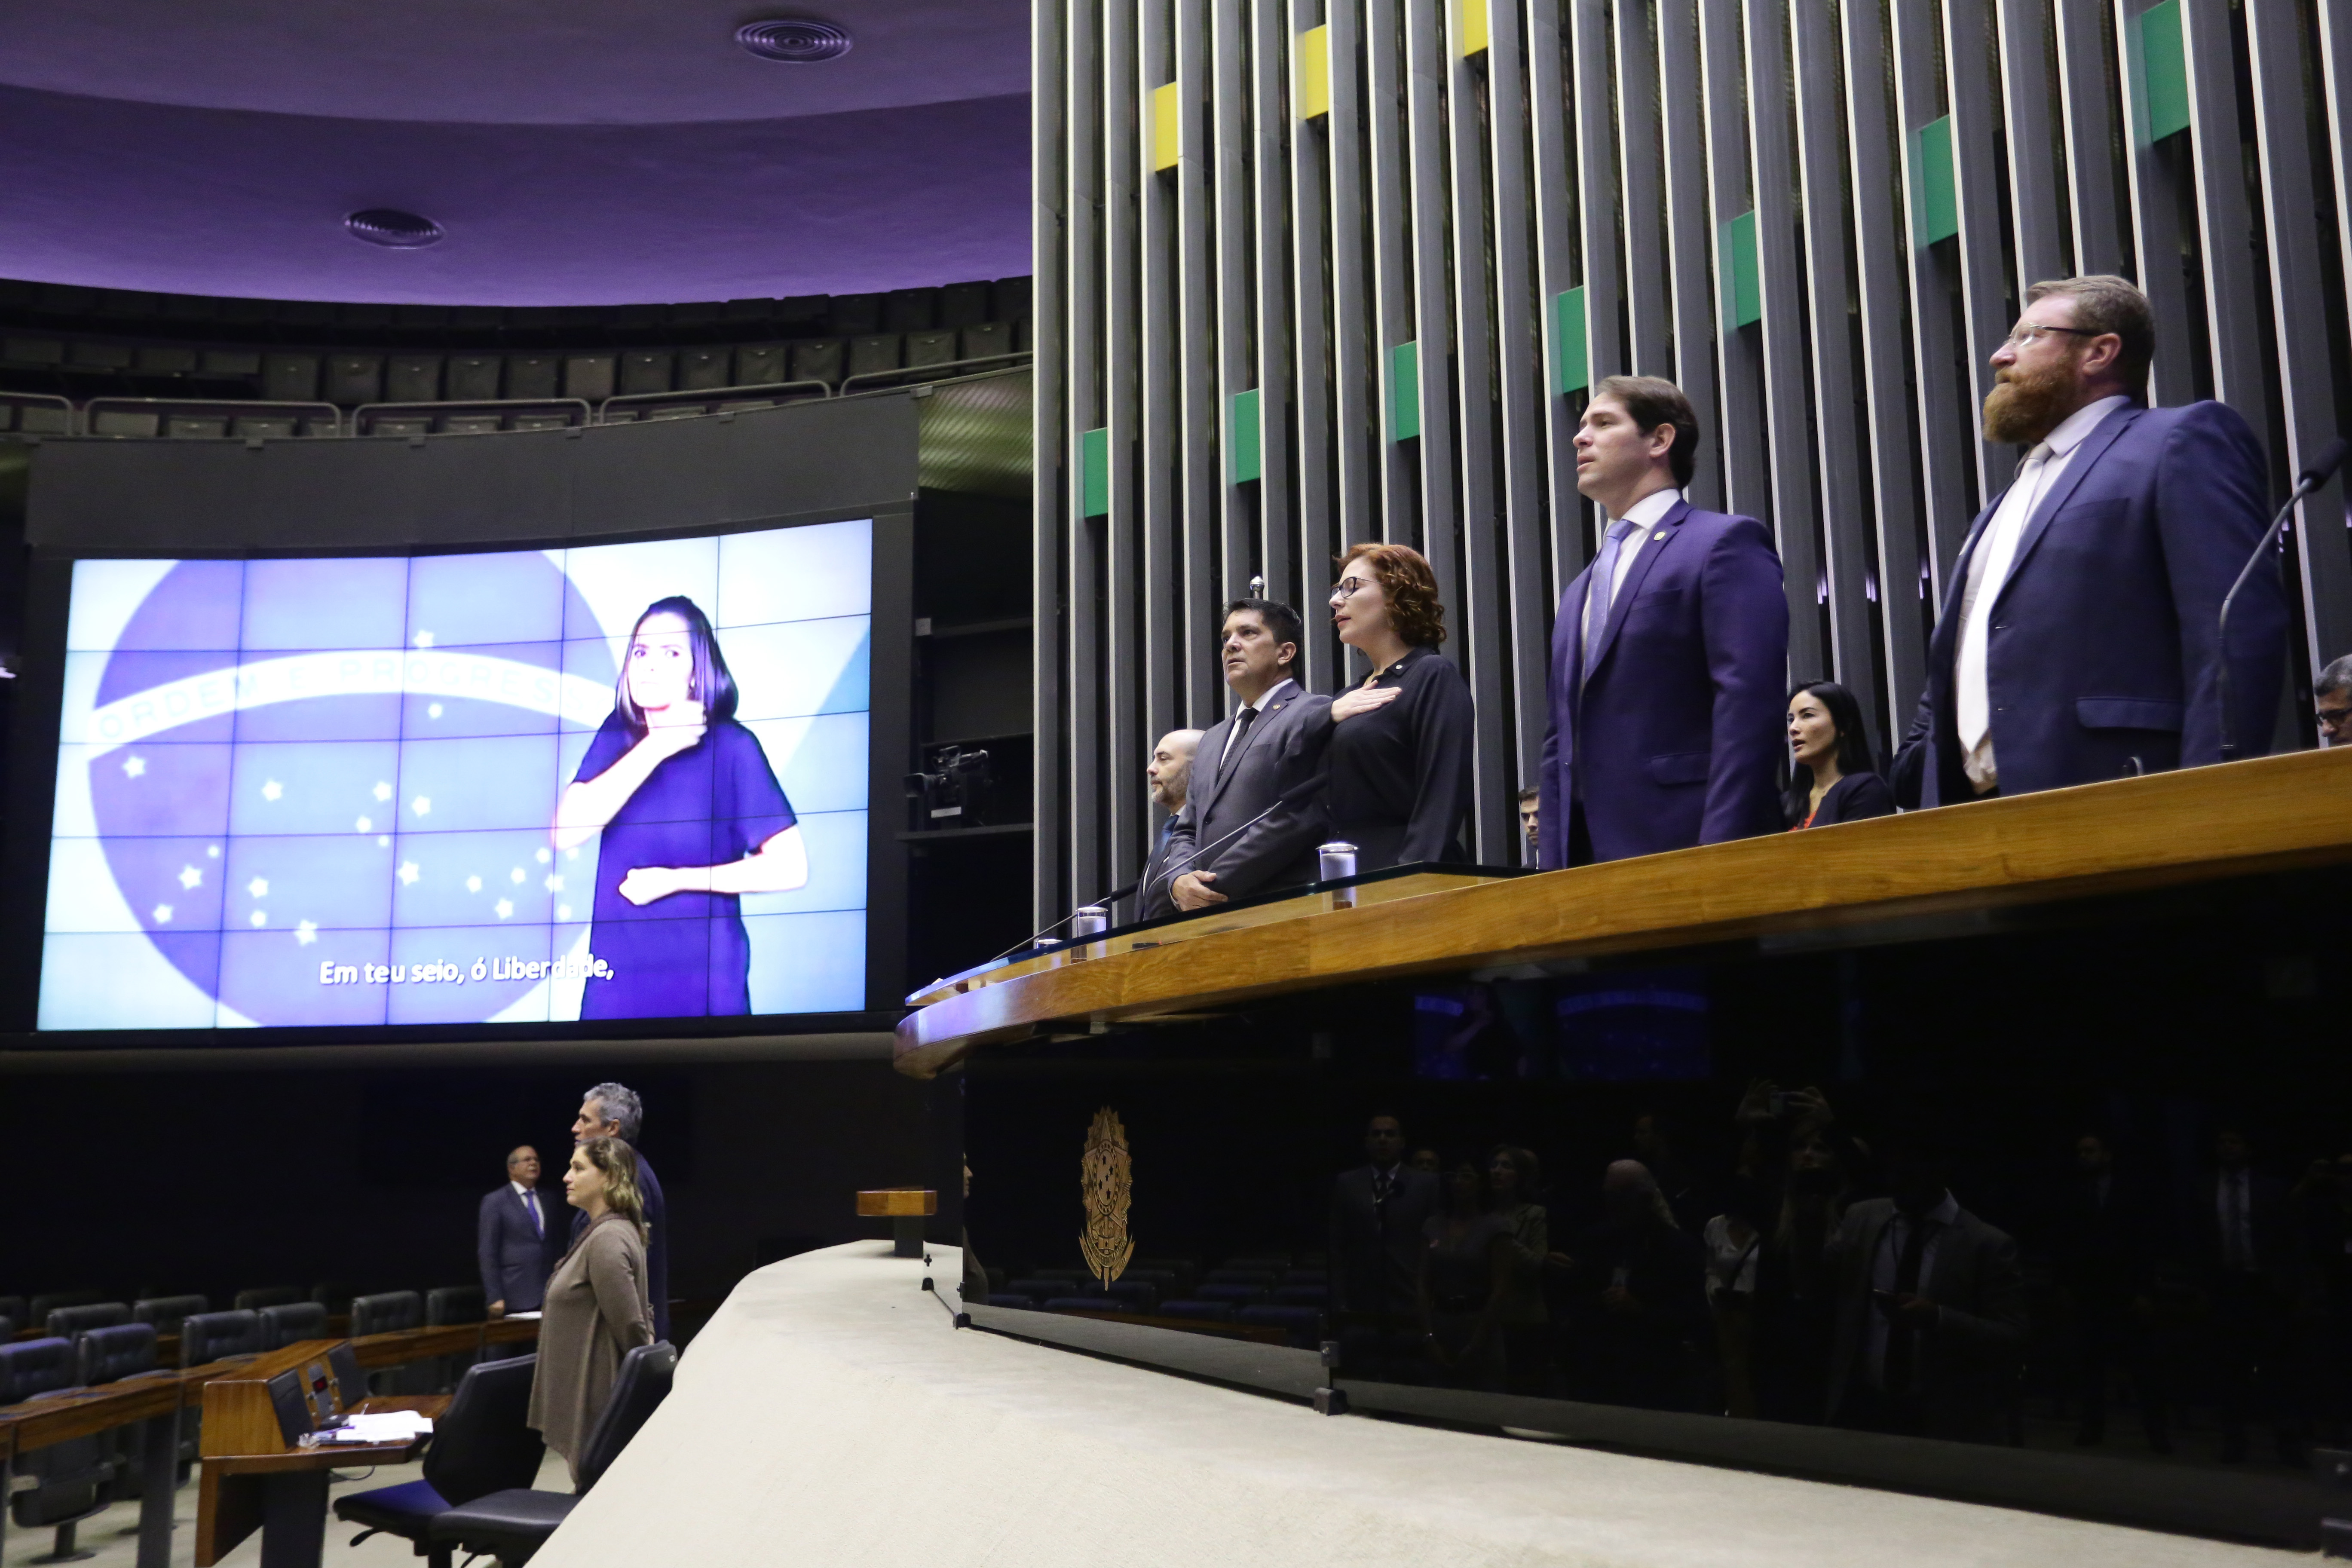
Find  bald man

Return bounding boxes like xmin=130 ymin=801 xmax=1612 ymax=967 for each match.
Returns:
xmin=1136 ymin=728 xmax=1201 ymax=921
xmin=478 ymin=1144 xmax=556 ymax=1316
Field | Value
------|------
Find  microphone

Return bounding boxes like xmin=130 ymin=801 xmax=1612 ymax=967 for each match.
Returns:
xmin=1140 ymin=773 xmax=1333 ymax=908
xmin=2218 ymin=435 xmax=2347 ymax=761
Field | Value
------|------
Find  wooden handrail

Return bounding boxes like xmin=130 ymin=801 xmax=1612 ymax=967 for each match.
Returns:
xmin=895 ymin=748 xmax=2352 ymax=1077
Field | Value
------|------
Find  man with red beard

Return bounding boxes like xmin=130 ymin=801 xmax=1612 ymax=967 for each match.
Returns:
xmin=1893 ymin=276 xmax=2284 ymax=805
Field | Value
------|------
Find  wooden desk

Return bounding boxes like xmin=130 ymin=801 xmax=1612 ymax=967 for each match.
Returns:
xmin=896 ymin=748 xmax=2352 ymax=1075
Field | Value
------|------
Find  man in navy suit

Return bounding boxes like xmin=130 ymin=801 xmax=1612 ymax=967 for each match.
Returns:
xmin=1538 ymin=376 xmax=1789 ymax=867
xmin=1896 ymin=275 xmax=2284 ymax=805
xmin=478 ymin=1145 xmax=557 ymax=1315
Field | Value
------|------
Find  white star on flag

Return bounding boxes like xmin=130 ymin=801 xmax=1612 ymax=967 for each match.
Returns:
xmin=535 ymin=848 xmax=552 ymax=864
xmin=411 ymin=795 xmax=431 ymax=817
xmin=178 ymin=865 xmax=202 ymax=890
xmin=247 ymin=877 xmax=269 ymax=899
xmin=374 ymin=782 xmax=392 ymax=802
xmin=510 ymin=867 xmax=526 ymax=884
xmin=295 ymin=920 xmax=318 ymax=946
xmin=249 ymin=910 xmax=267 ymax=927
xmin=557 ymin=904 xmax=572 ymax=922
xmin=261 ymin=779 xmax=283 ymax=801
xmin=152 ymin=904 xmax=173 ymax=924
xmin=413 ymin=631 xmax=435 ymax=648
xmin=397 ymin=861 xmax=421 ymax=886
xmin=427 ymin=703 xmax=444 ymax=719
xmin=466 ymin=876 xmax=483 ymax=893
xmin=208 ymin=845 xmax=220 ymax=858
xmin=544 ymin=874 xmax=564 ymax=892
xmin=494 ymin=899 xmax=514 ymax=919
xmin=122 ymin=756 xmax=146 ymax=778
xmin=355 ymin=817 xmax=372 ymax=833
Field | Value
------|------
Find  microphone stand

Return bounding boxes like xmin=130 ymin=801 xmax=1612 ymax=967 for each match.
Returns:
xmin=2218 ymin=437 xmax=2347 ymax=761
xmin=1136 ymin=773 xmax=1333 ymax=911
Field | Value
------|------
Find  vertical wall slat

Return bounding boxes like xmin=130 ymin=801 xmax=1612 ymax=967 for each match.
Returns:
xmin=1405 ymin=0 xmax=1461 ymax=603
xmin=1996 ymin=0 xmax=2069 ymax=282
xmin=2178 ymin=0 xmax=2271 ymax=444
xmin=1292 ymin=0 xmax=1340 ymax=691
xmin=1176 ymin=0 xmax=1222 ymax=721
xmin=1213 ymin=0 xmax=1256 ymax=597
xmin=1942 ymin=0 xmax=2016 ymax=505
xmin=2055 ymin=0 xmax=2125 ymax=277
xmin=1892 ymin=0 xmax=1978 ymax=591
xmin=2113 ymin=0 xmax=2195 ymax=406
xmin=1066 ymin=0 xmax=1105 ymax=906
xmin=1527 ymin=0 xmax=1590 ymax=601
xmin=1700 ymin=0 xmax=1772 ymax=524
xmin=1034 ymin=0 xmax=1069 ymax=926
xmin=1570 ymin=0 xmax=1624 ymax=389
xmin=1253 ymin=0 xmax=1298 ymax=605
xmin=1659 ymin=0 xmax=1725 ymax=511
xmin=1105 ymin=0 xmax=1144 ymax=886
xmin=1615 ymin=0 xmax=1671 ymax=374
xmin=1326 ymin=0 xmax=1376 ymax=616
xmin=1141 ymin=0 xmax=1182 ymax=757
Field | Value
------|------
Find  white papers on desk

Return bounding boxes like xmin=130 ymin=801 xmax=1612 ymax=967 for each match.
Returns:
xmin=500 ymin=1311 xmax=542 ymax=1320
xmin=313 ymin=1412 xmax=435 ymax=1446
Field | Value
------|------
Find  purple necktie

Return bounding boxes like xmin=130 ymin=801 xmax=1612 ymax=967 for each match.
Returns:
xmin=1584 ymin=518 xmax=1642 ymax=674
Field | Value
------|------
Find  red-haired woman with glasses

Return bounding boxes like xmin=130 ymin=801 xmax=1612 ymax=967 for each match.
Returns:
xmin=1300 ymin=542 xmax=1476 ymax=870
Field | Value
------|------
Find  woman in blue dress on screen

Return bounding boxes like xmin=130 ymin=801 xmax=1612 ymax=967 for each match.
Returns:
xmin=554 ymin=596 xmax=807 ymax=1018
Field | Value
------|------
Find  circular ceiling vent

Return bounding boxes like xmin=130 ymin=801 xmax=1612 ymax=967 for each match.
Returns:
xmin=735 ymin=18 xmax=852 ymax=61
xmin=345 ymin=209 xmax=444 ymax=248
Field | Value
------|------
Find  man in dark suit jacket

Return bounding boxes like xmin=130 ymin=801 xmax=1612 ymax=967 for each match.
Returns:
xmin=1162 ymin=598 xmax=1332 ymax=910
xmin=1329 ymin=1115 xmax=1439 ymax=1376
xmin=478 ymin=1144 xmax=559 ymax=1315
xmin=1133 ymin=728 xmax=1200 ymax=922
xmin=1538 ymin=376 xmax=1788 ymax=867
xmin=571 ymin=1082 xmax=670 ymax=1344
xmin=1825 ymin=1139 xmax=2027 ymax=1442
xmin=1896 ymin=275 xmax=2285 ymax=807
xmin=2193 ymin=1126 xmax=2306 ymax=1463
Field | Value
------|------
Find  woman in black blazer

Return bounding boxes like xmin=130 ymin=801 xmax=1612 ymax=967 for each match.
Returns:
xmin=1785 ymin=680 xmax=1894 ymax=829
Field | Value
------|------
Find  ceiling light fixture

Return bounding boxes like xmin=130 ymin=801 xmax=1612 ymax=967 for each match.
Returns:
xmin=345 ymin=210 xmax=444 ymax=248
xmin=735 ymin=18 xmax=853 ymax=61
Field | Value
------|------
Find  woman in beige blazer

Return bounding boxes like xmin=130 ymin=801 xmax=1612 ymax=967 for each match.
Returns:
xmin=529 ymin=1135 xmax=655 ymax=1482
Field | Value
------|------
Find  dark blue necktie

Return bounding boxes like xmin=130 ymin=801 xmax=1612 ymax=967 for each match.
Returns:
xmin=524 ymin=1190 xmax=542 ymax=1238
xmin=1584 ymin=517 xmax=1642 ymax=671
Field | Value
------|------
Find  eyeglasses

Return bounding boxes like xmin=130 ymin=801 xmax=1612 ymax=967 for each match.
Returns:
xmin=2002 ymin=322 xmax=2099 ymax=351
xmin=1328 ymin=576 xmax=1371 ymax=601
xmin=2318 ymin=705 xmax=2352 ymax=729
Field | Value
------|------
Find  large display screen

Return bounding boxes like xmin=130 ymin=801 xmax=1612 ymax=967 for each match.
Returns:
xmin=40 ymin=521 xmax=872 ymax=1030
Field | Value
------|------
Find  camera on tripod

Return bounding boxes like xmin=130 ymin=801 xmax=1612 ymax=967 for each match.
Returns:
xmin=905 ymin=744 xmax=995 ymax=828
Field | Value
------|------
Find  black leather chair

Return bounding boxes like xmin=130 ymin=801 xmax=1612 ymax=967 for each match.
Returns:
xmin=0 ymin=1295 xmax=27 ymax=1330
xmin=74 ymin=1323 xmax=157 ymax=1386
xmin=310 ymin=1281 xmax=356 ymax=1316
xmin=426 ymin=1286 xmax=488 ymax=1391
xmin=0 ymin=1337 xmax=118 ymax=1562
xmin=259 ymin=1301 xmax=330 ymax=1348
xmin=232 ymin=1285 xmax=305 ymax=1312
xmin=352 ymin=1290 xmax=427 ymax=1394
xmin=179 ymin=1309 xmax=266 ymax=1367
xmin=46 ymin=1302 xmax=129 ymax=1340
xmin=334 ymin=1354 xmax=544 ymax=1565
xmin=429 ymin=1342 xmax=677 ymax=1568
xmin=131 ymin=1294 xmax=209 ymax=1339
xmin=27 ymin=1290 xmax=105 ymax=1325
xmin=74 ymin=1325 xmax=192 ymax=1500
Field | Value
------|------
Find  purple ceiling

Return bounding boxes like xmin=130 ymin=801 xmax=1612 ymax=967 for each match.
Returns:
xmin=0 ymin=1 xmax=1031 ymax=305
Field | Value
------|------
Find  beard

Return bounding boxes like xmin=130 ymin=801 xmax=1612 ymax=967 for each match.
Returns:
xmin=1982 ymin=359 xmax=2079 ymax=445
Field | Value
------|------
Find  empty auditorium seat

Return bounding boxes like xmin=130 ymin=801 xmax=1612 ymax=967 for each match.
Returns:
xmin=510 ymin=413 xmax=572 ymax=432
xmin=233 ymin=1286 xmax=305 ymax=1312
xmin=259 ymin=1302 xmax=329 ymax=1348
xmin=430 ymin=1343 xmax=675 ymax=1567
xmin=714 ymin=398 xmax=775 ymax=413
xmin=904 ymin=329 xmax=959 ymax=369
xmin=335 ymin=1354 xmax=545 ymax=1556
xmin=29 ymin=1290 xmax=106 ymax=1323
xmin=311 ymin=1282 xmax=358 ymax=1314
xmin=939 ymin=281 xmax=992 ymax=328
xmin=231 ymin=415 xmax=297 ymax=438
xmin=826 ymin=293 xmax=882 ymax=335
xmin=443 ymin=355 xmax=499 ymax=401
xmin=1014 ymin=315 xmax=1035 ymax=352
xmin=92 ymin=410 xmax=161 ymax=438
xmin=1236 ymin=1305 xmax=1324 ymax=1348
xmin=47 ymin=1302 xmax=130 ymax=1338
xmin=4 ymin=336 xmax=66 ymax=364
xmin=563 ymin=355 xmax=616 ymax=402
xmin=131 ymin=1294 xmax=208 ymax=1338
xmin=644 ymin=405 xmax=703 ymax=422
xmin=846 ymin=334 xmax=901 ymax=377
xmin=993 ymin=276 xmax=1032 ymax=319
xmin=960 ymin=321 xmax=1010 ymax=359
xmin=136 ymin=344 xmax=199 ymax=374
xmin=201 ymin=348 xmax=262 ymax=376
xmin=1 ymin=1338 xmax=116 ymax=1560
xmin=166 ymin=415 xmax=230 ymax=438
xmin=76 ymin=1323 xmax=158 ymax=1386
xmin=1271 ymin=1285 xmax=1329 ymax=1308
xmin=507 ymin=355 xmax=561 ymax=401
xmin=324 ymin=355 xmax=383 ymax=405
xmin=427 ymin=1286 xmax=486 ymax=1326
xmin=180 ymin=1310 xmax=266 ymax=1366
xmin=1004 ymin=1278 xmax=1066 ymax=1301
xmin=619 ymin=351 xmax=674 ymax=395
xmin=386 ymin=355 xmax=443 ymax=402
xmin=1157 ymin=1300 xmax=1237 ymax=1323
xmin=677 ymin=348 xmax=730 ymax=391
xmin=1205 ymin=1268 xmax=1279 ymax=1287
xmin=0 ymin=1295 xmax=27 ymax=1331
xmin=68 ymin=340 xmax=134 ymax=369
xmin=350 ymin=1291 xmax=424 ymax=1336
xmin=370 ymin=416 xmax=433 ymax=437
xmin=788 ymin=339 xmax=843 ymax=385
xmin=261 ymin=353 xmax=320 ymax=402
xmin=439 ymin=413 xmax=503 ymax=435
xmin=735 ymin=343 xmax=786 ymax=384
xmin=1194 ymin=1283 xmax=1268 ymax=1306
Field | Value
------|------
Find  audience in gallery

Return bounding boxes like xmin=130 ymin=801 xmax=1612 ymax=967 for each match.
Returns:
xmin=1329 ymin=1114 xmax=1439 ymax=1381
xmin=570 ymin=1081 xmax=670 ymax=1343
xmin=531 ymin=1135 xmax=656 ymax=1485
xmin=2317 ymin=654 xmax=2352 ymax=747
xmin=1298 ymin=542 xmax=1476 ymax=872
xmin=1163 ymin=598 xmax=1331 ymax=912
xmin=1783 ymin=680 xmax=1895 ymax=829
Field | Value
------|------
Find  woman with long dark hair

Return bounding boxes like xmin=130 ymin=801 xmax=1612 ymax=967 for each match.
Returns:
xmin=554 ymin=596 xmax=808 ymax=1017
xmin=1783 ymin=680 xmax=1894 ymax=829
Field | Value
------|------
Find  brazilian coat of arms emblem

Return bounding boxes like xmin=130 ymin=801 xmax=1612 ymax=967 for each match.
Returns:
xmin=1079 ymin=1106 xmax=1135 ymax=1286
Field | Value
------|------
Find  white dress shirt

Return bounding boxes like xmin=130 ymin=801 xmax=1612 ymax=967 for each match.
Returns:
xmin=1954 ymin=395 xmax=2130 ymax=791
xmin=1580 ymin=487 xmax=1685 ymax=645
xmin=1219 ymin=677 xmax=1297 ymax=764
xmin=1865 ymin=1191 xmax=1960 ymax=1390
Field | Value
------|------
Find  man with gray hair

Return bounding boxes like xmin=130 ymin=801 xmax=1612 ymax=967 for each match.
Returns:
xmin=571 ymin=1081 xmax=670 ymax=1342
xmin=2316 ymin=655 xmax=2352 ymax=747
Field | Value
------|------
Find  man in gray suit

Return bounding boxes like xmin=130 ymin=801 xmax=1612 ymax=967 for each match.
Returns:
xmin=1826 ymin=1132 xmax=2027 ymax=1441
xmin=478 ymin=1145 xmax=557 ymax=1316
xmin=1135 ymin=727 xmax=1201 ymax=921
xmin=1162 ymin=598 xmax=1331 ymax=911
